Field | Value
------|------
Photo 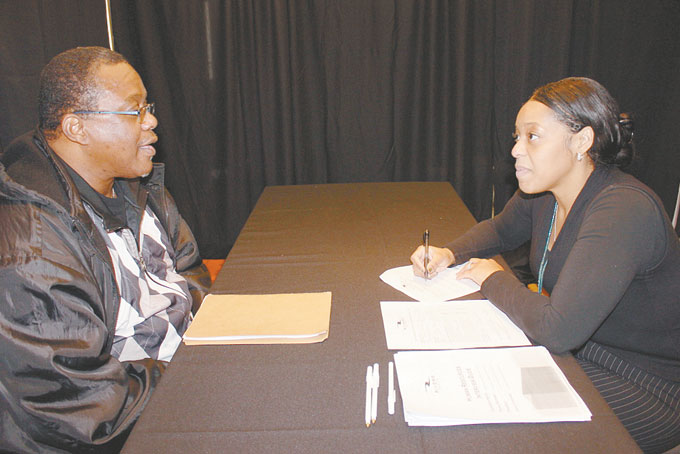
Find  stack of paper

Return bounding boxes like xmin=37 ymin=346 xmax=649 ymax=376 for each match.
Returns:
xmin=183 ymin=292 xmax=332 ymax=345
xmin=378 ymin=266 xmax=592 ymax=427
xmin=394 ymin=347 xmax=592 ymax=426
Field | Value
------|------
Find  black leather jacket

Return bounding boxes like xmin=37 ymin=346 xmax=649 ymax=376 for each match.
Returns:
xmin=0 ymin=130 xmax=211 ymax=453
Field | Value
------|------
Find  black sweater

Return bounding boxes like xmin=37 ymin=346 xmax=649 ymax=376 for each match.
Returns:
xmin=448 ymin=165 xmax=680 ymax=381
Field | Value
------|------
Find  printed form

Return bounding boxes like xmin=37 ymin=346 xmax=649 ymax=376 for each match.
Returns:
xmin=380 ymin=300 xmax=531 ymax=350
xmin=394 ymin=347 xmax=592 ymax=426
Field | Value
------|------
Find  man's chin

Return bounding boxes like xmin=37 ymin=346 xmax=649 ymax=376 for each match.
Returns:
xmin=140 ymin=160 xmax=154 ymax=178
xmin=126 ymin=165 xmax=154 ymax=180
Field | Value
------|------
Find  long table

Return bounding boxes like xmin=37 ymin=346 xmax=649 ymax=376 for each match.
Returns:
xmin=122 ymin=182 xmax=641 ymax=453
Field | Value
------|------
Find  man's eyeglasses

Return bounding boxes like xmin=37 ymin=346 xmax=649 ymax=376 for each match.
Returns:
xmin=73 ymin=103 xmax=155 ymax=122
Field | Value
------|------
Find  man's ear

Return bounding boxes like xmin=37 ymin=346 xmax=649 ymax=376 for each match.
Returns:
xmin=61 ymin=114 xmax=88 ymax=145
xmin=573 ymin=126 xmax=594 ymax=154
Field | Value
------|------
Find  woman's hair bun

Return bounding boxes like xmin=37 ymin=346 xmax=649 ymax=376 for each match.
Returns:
xmin=618 ymin=113 xmax=634 ymax=143
xmin=615 ymin=112 xmax=635 ymax=167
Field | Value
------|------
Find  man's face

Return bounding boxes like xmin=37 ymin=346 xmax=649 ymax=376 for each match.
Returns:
xmin=82 ymin=62 xmax=158 ymax=181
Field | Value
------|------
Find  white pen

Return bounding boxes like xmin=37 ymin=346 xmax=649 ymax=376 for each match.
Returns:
xmin=371 ymin=362 xmax=379 ymax=424
xmin=388 ymin=361 xmax=396 ymax=415
xmin=365 ymin=365 xmax=372 ymax=428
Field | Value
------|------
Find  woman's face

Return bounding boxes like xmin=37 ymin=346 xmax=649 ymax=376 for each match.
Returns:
xmin=511 ymin=100 xmax=581 ymax=195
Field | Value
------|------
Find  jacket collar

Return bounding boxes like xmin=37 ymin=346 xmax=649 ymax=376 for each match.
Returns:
xmin=1 ymin=129 xmax=165 ymax=220
xmin=1 ymin=130 xmax=84 ymax=216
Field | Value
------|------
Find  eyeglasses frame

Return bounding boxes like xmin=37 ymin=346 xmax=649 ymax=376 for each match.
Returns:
xmin=73 ymin=102 xmax=155 ymax=120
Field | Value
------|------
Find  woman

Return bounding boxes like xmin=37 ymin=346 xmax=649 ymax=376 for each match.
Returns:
xmin=411 ymin=77 xmax=680 ymax=453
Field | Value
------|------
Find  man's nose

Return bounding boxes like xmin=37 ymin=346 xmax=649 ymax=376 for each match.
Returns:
xmin=142 ymin=111 xmax=158 ymax=130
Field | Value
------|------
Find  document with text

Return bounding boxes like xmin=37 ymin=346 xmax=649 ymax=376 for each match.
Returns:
xmin=379 ymin=263 xmax=479 ymax=302
xmin=394 ymin=347 xmax=592 ymax=426
xmin=380 ymin=300 xmax=531 ymax=350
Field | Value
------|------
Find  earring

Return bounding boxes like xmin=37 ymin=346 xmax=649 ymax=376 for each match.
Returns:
xmin=577 ymin=152 xmax=584 ymax=161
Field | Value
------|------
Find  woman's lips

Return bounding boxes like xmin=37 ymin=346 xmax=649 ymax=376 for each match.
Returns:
xmin=515 ymin=166 xmax=530 ymax=178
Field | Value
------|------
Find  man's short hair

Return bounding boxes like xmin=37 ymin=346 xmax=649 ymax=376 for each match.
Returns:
xmin=39 ymin=46 xmax=128 ymax=139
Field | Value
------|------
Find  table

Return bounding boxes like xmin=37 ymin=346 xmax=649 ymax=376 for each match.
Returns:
xmin=122 ymin=182 xmax=641 ymax=453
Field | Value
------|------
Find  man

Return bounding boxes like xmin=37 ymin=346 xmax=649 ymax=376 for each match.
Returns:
xmin=0 ymin=47 xmax=211 ymax=453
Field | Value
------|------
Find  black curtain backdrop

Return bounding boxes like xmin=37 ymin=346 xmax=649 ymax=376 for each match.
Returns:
xmin=1 ymin=1 xmax=678 ymax=259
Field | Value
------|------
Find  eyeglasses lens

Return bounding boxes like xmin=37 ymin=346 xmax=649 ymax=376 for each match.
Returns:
xmin=140 ymin=103 xmax=155 ymax=122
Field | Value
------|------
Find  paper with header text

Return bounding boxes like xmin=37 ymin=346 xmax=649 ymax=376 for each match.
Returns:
xmin=380 ymin=299 xmax=531 ymax=350
xmin=394 ymin=347 xmax=592 ymax=426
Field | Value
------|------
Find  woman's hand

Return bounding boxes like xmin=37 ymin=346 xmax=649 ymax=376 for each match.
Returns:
xmin=455 ymin=258 xmax=504 ymax=286
xmin=410 ymin=245 xmax=455 ymax=279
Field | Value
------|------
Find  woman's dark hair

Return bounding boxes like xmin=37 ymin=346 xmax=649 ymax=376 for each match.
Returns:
xmin=39 ymin=46 xmax=128 ymax=139
xmin=530 ymin=77 xmax=635 ymax=168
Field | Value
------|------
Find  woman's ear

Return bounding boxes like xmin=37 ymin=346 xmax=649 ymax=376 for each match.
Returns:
xmin=574 ymin=126 xmax=594 ymax=154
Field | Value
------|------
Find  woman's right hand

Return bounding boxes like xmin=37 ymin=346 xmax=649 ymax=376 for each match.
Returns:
xmin=410 ymin=245 xmax=455 ymax=279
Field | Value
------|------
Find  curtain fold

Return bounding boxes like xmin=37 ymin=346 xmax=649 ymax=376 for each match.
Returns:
xmin=0 ymin=0 xmax=108 ymax=151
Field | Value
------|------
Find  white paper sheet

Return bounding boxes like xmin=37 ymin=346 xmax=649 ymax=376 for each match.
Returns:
xmin=379 ymin=263 xmax=480 ymax=302
xmin=380 ymin=300 xmax=531 ymax=350
xmin=394 ymin=347 xmax=592 ymax=426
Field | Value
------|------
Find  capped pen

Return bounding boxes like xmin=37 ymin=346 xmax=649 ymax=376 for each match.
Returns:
xmin=371 ymin=363 xmax=379 ymax=424
xmin=388 ymin=361 xmax=396 ymax=415
xmin=365 ymin=365 xmax=372 ymax=428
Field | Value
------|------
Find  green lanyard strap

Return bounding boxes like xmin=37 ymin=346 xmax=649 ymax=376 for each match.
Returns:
xmin=537 ymin=201 xmax=558 ymax=295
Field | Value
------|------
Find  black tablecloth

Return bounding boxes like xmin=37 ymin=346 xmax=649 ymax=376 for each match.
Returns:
xmin=122 ymin=182 xmax=640 ymax=453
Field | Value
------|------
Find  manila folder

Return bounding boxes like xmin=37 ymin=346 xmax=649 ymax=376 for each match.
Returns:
xmin=183 ymin=292 xmax=332 ymax=345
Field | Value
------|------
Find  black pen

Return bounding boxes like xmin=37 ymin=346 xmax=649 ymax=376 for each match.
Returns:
xmin=423 ymin=229 xmax=430 ymax=279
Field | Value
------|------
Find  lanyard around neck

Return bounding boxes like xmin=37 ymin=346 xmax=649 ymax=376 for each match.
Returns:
xmin=537 ymin=201 xmax=558 ymax=295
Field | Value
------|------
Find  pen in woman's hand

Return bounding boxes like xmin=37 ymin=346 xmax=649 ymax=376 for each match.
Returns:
xmin=423 ymin=229 xmax=430 ymax=279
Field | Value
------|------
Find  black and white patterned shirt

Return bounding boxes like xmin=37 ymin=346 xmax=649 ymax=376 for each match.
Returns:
xmin=64 ymin=161 xmax=192 ymax=362
xmin=85 ymin=202 xmax=192 ymax=362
